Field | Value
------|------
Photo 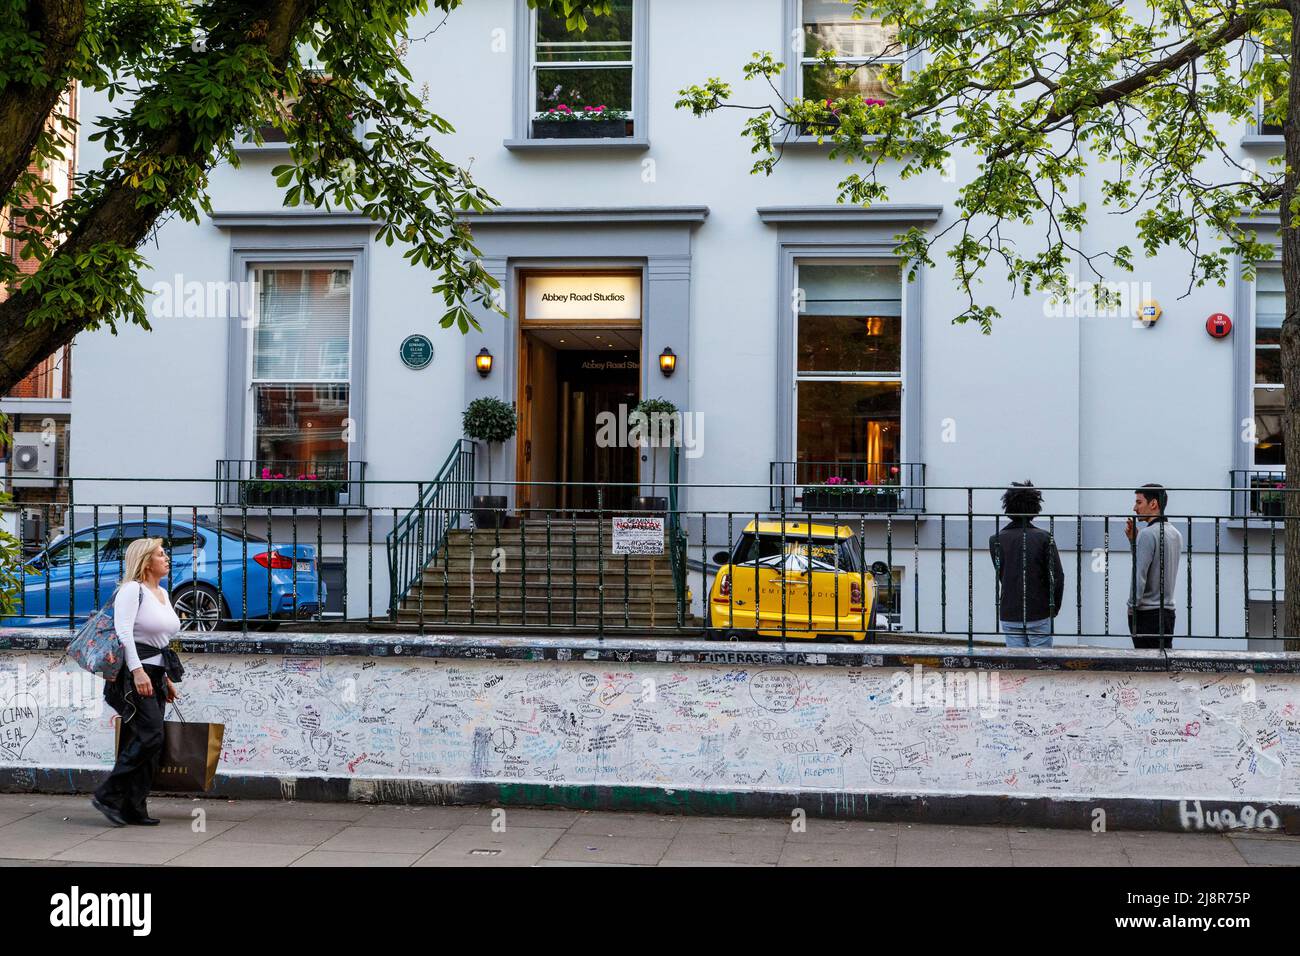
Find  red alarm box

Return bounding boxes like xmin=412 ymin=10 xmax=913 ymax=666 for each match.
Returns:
xmin=1206 ymin=313 xmax=1232 ymax=338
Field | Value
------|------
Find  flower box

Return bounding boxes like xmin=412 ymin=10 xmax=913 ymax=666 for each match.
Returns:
xmin=239 ymin=470 xmax=347 ymax=507
xmin=532 ymin=118 xmax=631 ymax=139
xmin=802 ymin=488 xmax=899 ymax=514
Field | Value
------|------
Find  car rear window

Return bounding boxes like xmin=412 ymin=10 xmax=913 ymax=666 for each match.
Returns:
xmin=731 ymin=533 xmax=861 ymax=571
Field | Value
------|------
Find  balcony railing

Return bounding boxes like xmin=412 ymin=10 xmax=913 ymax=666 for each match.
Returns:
xmin=1229 ymin=469 xmax=1287 ymax=520
xmin=770 ymin=460 xmax=926 ymax=513
xmin=215 ymin=459 xmax=367 ymax=507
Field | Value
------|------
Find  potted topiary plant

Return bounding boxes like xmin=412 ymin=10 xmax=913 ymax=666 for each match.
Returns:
xmin=631 ymin=397 xmax=679 ymax=512
xmin=463 ymin=397 xmax=518 ymax=529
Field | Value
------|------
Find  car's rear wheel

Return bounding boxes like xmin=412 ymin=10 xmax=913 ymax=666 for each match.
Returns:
xmin=172 ymin=584 xmax=226 ymax=633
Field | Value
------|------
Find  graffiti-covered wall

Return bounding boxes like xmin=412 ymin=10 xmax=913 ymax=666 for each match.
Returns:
xmin=2 ymin=649 xmax=1298 ymax=809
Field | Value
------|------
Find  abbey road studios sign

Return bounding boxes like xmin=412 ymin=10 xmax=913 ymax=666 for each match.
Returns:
xmin=399 ymin=334 xmax=434 ymax=370
xmin=524 ymin=275 xmax=641 ymax=322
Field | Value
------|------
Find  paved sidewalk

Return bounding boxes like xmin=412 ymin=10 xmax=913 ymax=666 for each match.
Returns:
xmin=0 ymin=793 xmax=1296 ymax=866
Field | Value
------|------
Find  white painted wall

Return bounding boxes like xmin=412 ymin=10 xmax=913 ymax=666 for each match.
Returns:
xmin=3 ymin=650 xmax=1297 ymax=807
xmin=62 ymin=2 xmax=1275 ymax=633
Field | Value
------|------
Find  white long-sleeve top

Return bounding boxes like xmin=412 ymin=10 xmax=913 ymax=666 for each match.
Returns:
xmin=114 ymin=580 xmax=181 ymax=671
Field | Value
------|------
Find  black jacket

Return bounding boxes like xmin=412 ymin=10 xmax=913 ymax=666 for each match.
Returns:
xmin=989 ymin=519 xmax=1065 ymax=622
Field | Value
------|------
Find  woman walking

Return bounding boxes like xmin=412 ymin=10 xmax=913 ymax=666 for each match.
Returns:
xmin=91 ymin=537 xmax=184 ymax=826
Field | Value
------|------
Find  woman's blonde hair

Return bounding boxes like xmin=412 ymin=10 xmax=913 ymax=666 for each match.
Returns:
xmin=121 ymin=537 xmax=165 ymax=585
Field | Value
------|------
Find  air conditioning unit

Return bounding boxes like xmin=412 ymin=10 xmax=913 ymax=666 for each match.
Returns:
xmin=10 ymin=431 xmax=56 ymax=488
xmin=21 ymin=508 xmax=46 ymax=547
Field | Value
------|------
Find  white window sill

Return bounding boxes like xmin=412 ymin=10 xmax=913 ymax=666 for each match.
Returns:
xmin=504 ymin=137 xmax=649 ymax=152
xmin=233 ymin=141 xmax=292 ymax=154
xmin=778 ymin=133 xmax=884 ymax=149
xmin=1241 ymin=133 xmax=1283 ymax=147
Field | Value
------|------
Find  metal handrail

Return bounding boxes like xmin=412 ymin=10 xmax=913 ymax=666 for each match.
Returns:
xmin=385 ymin=439 xmax=475 ymax=617
xmin=666 ymin=444 xmax=688 ymax=624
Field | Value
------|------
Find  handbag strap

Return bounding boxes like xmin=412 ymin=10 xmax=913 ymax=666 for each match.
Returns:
xmin=169 ymin=699 xmax=188 ymax=723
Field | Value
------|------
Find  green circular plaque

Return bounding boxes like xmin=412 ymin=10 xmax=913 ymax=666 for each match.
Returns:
xmin=399 ymin=334 xmax=434 ymax=370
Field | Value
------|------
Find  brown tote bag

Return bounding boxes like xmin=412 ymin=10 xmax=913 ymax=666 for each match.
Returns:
xmin=114 ymin=701 xmax=225 ymax=793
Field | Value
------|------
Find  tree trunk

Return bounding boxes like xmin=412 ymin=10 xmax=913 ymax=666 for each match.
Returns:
xmin=1280 ymin=9 xmax=1300 ymax=649
xmin=0 ymin=1 xmax=320 ymax=396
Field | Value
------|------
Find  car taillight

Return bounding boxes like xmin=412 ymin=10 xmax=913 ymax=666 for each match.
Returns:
xmin=715 ymin=572 xmax=731 ymax=600
xmin=254 ymin=550 xmax=293 ymax=569
xmin=850 ymin=580 xmax=864 ymax=612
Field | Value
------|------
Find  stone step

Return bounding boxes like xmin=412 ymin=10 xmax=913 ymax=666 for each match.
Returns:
xmin=393 ymin=607 xmax=693 ymax=625
xmin=436 ymin=549 xmax=676 ymax=566
xmin=421 ymin=568 xmax=678 ymax=585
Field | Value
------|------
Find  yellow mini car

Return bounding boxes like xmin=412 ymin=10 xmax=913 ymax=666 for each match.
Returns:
xmin=706 ymin=520 xmax=890 ymax=642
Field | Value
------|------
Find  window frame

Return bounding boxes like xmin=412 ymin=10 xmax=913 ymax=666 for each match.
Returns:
xmin=233 ymin=65 xmax=367 ymax=153
xmin=1251 ymin=263 xmax=1284 ymax=469
xmin=1231 ymin=218 xmax=1283 ymax=491
xmin=224 ymin=236 xmax=370 ymax=472
xmin=1242 ymin=38 xmax=1284 ymax=146
xmin=763 ymin=209 xmax=938 ymax=514
xmin=508 ymin=0 xmax=650 ymax=150
xmin=792 ymin=257 xmax=907 ymax=473
xmin=245 ymin=261 xmax=356 ymax=466
xmin=780 ymin=0 xmax=916 ymax=146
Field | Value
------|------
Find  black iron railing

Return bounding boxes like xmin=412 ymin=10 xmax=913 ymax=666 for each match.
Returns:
xmin=385 ymin=440 xmax=475 ymax=618
xmin=769 ymin=460 xmax=926 ymax=513
xmin=216 ymin=459 xmax=367 ymax=508
xmin=6 ymin=478 xmax=1300 ymax=647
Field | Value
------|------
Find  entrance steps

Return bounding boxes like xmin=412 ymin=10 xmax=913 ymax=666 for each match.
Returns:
xmin=394 ymin=518 xmax=693 ymax=627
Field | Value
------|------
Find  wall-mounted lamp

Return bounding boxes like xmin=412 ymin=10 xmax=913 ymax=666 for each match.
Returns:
xmin=475 ymin=347 xmax=493 ymax=378
xmin=658 ymin=347 xmax=677 ymax=377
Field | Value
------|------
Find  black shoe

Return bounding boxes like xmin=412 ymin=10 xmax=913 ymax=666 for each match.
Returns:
xmin=122 ymin=814 xmax=161 ymax=826
xmin=91 ymin=796 xmax=127 ymax=827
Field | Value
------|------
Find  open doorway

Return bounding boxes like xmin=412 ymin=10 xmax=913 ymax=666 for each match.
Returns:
xmin=518 ymin=328 xmax=641 ymax=513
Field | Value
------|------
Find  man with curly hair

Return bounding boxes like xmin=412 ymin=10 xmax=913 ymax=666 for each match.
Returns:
xmin=989 ymin=481 xmax=1065 ymax=648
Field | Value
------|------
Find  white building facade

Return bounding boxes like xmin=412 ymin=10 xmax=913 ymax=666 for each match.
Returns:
xmin=64 ymin=0 xmax=1289 ymax=644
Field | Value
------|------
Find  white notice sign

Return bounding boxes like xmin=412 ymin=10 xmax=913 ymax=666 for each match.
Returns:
xmin=611 ymin=515 xmax=665 ymax=555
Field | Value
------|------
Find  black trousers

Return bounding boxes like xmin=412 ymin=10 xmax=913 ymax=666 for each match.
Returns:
xmin=95 ymin=663 xmax=167 ymax=818
xmin=1129 ymin=607 xmax=1176 ymax=650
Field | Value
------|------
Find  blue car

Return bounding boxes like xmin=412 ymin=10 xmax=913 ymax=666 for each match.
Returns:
xmin=6 ymin=519 xmax=326 ymax=631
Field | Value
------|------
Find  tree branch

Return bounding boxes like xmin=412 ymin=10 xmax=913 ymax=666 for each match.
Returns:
xmin=989 ymin=11 xmax=1261 ymax=161
xmin=0 ymin=0 xmax=319 ymax=394
xmin=0 ymin=0 xmax=85 ymax=203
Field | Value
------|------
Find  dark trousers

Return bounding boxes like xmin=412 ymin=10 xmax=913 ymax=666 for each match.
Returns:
xmin=1129 ymin=607 xmax=1176 ymax=649
xmin=95 ymin=664 xmax=167 ymax=818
